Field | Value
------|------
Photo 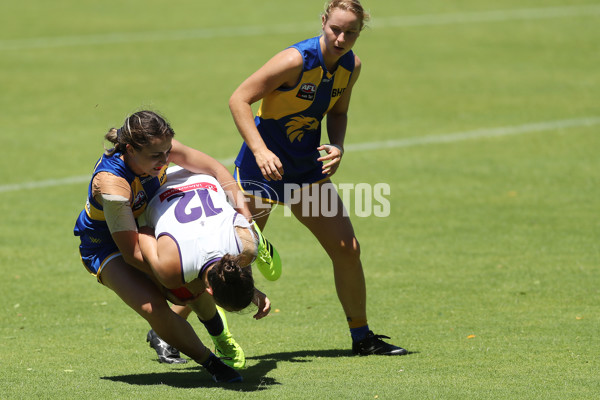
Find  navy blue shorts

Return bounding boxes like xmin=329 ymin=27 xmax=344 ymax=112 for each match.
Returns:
xmin=78 ymin=234 xmax=121 ymax=281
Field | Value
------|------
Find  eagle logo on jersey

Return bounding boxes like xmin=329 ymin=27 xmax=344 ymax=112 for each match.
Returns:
xmin=285 ymin=116 xmax=319 ymax=143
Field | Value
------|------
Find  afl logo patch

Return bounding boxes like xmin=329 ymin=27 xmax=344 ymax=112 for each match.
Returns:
xmin=132 ymin=190 xmax=148 ymax=211
xmin=296 ymin=83 xmax=317 ymax=100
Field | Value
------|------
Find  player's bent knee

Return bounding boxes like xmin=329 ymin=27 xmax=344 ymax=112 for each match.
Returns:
xmin=330 ymin=237 xmax=361 ymax=262
xmin=138 ymin=300 xmax=171 ymax=322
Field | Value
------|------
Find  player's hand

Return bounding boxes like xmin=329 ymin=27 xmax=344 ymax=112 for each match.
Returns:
xmin=252 ymin=288 xmax=271 ymax=319
xmin=317 ymin=144 xmax=343 ymax=176
xmin=254 ymin=148 xmax=284 ymax=181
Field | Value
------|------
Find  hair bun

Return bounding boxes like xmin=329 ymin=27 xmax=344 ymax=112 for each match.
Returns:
xmin=223 ymin=263 xmax=238 ymax=276
xmin=207 ymin=254 xmax=254 ymax=311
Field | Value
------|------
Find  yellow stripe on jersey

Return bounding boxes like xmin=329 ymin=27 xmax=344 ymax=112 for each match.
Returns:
xmin=85 ymin=166 xmax=167 ymax=222
xmin=257 ymin=66 xmax=352 ymax=123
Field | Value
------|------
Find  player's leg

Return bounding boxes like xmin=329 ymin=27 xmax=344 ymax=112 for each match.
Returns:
xmin=233 ymin=165 xmax=283 ymax=279
xmin=190 ymin=294 xmax=246 ymax=369
xmin=171 ymin=304 xmax=193 ymax=318
xmin=146 ymin=303 xmax=192 ymax=364
xmin=251 ymin=221 xmax=282 ymax=281
xmin=289 ymin=181 xmax=366 ymax=323
xmin=241 ymin=194 xmax=282 ymax=281
xmin=289 ymin=180 xmax=407 ymax=356
xmin=100 ymin=257 xmax=242 ymax=382
xmin=245 ymin=193 xmax=272 ymax=230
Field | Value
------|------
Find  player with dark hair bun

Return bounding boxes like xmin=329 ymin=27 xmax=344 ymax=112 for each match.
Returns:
xmin=138 ymin=166 xmax=278 ymax=375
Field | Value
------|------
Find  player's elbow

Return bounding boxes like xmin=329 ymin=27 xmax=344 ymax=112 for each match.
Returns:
xmin=228 ymin=99 xmax=242 ymax=119
xmin=228 ymin=91 xmax=250 ymax=115
xmin=228 ymin=92 xmax=239 ymax=112
xmin=327 ymin=110 xmax=348 ymax=122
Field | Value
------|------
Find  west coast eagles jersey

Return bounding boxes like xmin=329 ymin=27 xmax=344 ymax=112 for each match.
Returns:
xmin=145 ymin=167 xmax=250 ymax=284
xmin=73 ymin=152 xmax=167 ymax=245
xmin=235 ymin=35 xmax=355 ymax=177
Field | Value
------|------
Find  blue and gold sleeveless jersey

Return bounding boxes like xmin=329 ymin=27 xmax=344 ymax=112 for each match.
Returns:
xmin=235 ymin=35 xmax=355 ymax=178
xmin=73 ymin=152 xmax=167 ymax=248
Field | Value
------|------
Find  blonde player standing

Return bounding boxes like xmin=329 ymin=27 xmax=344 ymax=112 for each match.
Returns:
xmin=229 ymin=0 xmax=407 ymax=355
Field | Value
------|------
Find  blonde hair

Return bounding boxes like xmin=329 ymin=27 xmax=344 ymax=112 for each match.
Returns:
xmin=323 ymin=0 xmax=370 ymax=30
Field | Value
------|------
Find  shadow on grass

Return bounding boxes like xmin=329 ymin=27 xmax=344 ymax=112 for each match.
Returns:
xmin=101 ymin=349 xmax=350 ymax=392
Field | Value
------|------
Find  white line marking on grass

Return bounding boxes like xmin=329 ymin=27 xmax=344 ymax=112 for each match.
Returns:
xmin=346 ymin=117 xmax=600 ymax=152
xmin=1 ymin=117 xmax=598 ymax=194
xmin=371 ymin=4 xmax=600 ymax=29
xmin=0 ymin=175 xmax=92 ymax=193
xmin=1 ymin=5 xmax=599 ymax=51
xmin=0 ymin=23 xmax=315 ymax=51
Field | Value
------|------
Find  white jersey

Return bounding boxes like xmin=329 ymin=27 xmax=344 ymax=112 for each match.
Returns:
xmin=145 ymin=166 xmax=251 ymax=283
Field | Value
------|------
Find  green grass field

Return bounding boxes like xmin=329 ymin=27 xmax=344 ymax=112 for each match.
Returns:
xmin=1 ymin=1 xmax=599 ymax=398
